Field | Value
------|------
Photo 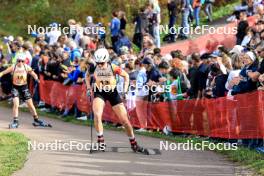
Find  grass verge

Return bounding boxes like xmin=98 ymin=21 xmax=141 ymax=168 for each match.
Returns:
xmin=0 ymin=101 xmax=263 ymax=175
xmin=0 ymin=132 xmax=29 ymax=176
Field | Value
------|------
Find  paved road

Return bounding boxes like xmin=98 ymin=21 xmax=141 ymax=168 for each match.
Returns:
xmin=0 ymin=106 xmax=252 ymax=176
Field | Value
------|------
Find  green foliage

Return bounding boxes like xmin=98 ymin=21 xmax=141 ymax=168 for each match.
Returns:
xmin=0 ymin=0 xmax=240 ymax=37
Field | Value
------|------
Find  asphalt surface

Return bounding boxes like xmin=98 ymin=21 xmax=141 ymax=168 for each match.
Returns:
xmin=0 ymin=106 xmax=253 ymax=176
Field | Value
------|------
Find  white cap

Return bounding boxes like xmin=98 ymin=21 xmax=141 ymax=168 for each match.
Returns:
xmin=86 ymin=16 xmax=93 ymax=23
xmin=230 ymin=45 xmax=244 ymax=55
xmin=245 ymin=51 xmax=256 ymax=62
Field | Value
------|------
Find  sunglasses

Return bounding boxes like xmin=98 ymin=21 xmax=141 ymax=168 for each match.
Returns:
xmin=96 ymin=62 xmax=105 ymax=66
xmin=17 ymin=60 xmax=24 ymax=63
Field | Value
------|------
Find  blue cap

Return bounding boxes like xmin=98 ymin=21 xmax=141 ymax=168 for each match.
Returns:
xmin=141 ymin=57 xmax=153 ymax=65
xmin=210 ymin=50 xmax=221 ymax=58
xmin=49 ymin=22 xmax=59 ymax=28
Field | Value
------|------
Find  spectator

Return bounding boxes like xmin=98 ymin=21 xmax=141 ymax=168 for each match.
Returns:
xmin=0 ymin=45 xmax=4 ymax=61
xmin=193 ymin=0 xmax=202 ymax=27
xmin=158 ymin=61 xmax=172 ymax=101
xmin=132 ymin=8 xmax=145 ymax=49
xmin=85 ymin=16 xmax=97 ymax=39
xmin=179 ymin=0 xmax=191 ymax=40
xmin=115 ymin=31 xmax=132 ymax=56
xmin=69 ymin=41 xmax=81 ymax=63
xmin=142 ymin=57 xmax=162 ymax=102
xmin=68 ymin=19 xmax=77 ymax=39
xmin=225 ymin=53 xmax=244 ymax=96
xmin=119 ymin=11 xmax=127 ymax=32
xmin=191 ymin=52 xmax=209 ymax=98
xmin=167 ymin=0 xmax=177 ymax=42
xmin=135 ymin=59 xmax=148 ymax=98
xmin=110 ymin=11 xmax=121 ymax=53
xmin=46 ymin=23 xmax=61 ymax=45
xmin=231 ymin=51 xmax=259 ymax=95
xmin=151 ymin=0 xmax=161 ymax=48
xmin=204 ymin=0 xmax=214 ymax=22
xmin=125 ymin=62 xmax=138 ymax=111
xmin=169 ymin=68 xmax=184 ymax=100
xmin=236 ymin=11 xmax=249 ymax=45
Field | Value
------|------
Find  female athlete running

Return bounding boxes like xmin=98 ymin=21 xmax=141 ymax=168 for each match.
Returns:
xmin=85 ymin=48 xmax=142 ymax=152
xmin=0 ymin=53 xmax=51 ymax=128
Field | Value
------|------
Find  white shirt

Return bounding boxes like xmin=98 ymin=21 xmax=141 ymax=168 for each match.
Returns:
xmin=225 ymin=70 xmax=241 ymax=96
xmin=46 ymin=29 xmax=61 ymax=45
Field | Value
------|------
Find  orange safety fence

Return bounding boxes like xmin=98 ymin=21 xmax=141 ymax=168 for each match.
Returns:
xmin=39 ymin=75 xmax=264 ymax=139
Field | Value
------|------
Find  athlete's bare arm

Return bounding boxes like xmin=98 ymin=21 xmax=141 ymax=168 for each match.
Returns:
xmin=28 ymin=70 xmax=39 ymax=82
xmin=85 ymin=72 xmax=91 ymax=90
xmin=119 ymin=70 xmax=130 ymax=93
xmin=0 ymin=66 xmax=14 ymax=78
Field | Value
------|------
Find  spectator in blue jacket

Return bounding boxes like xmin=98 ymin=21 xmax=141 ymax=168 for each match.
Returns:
xmin=110 ymin=11 xmax=121 ymax=53
xmin=231 ymin=51 xmax=259 ymax=95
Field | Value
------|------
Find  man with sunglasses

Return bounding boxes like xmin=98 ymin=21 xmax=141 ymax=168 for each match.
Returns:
xmin=0 ymin=53 xmax=51 ymax=128
xmin=85 ymin=48 xmax=143 ymax=152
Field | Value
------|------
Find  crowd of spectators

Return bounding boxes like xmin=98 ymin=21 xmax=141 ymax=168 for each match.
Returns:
xmin=0 ymin=0 xmax=264 ymax=150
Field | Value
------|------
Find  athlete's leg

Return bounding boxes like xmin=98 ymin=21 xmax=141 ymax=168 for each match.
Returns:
xmin=112 ymin=103 xmax=134 ymax=138
xmin=9 ymin=97 xmax=20 ymax=128
xmin=26 ymin=98 xmax=38 ymax=118
xmin=112 ymin=103 xmax=140 ymax=151
xmin=13 ymin=97 xmax=19 ymax=118
xmin=92 ymin=97 xmax=105 ymax=143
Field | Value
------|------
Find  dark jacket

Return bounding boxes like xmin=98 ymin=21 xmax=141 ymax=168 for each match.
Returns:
xmin=232 ymin=63 xmax=258 ymax=95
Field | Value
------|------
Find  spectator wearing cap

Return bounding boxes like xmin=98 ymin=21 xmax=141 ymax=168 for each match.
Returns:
xmin=46 ymin=23 xmax=61 ymax=45
xmin=85 ymin=16 xmax=97 ymax=39
xmin=210 ymin=51 xmax=228 ymax=74
xmin=231 ymin=51 xmax=259 ymax=95
xmin=142 ymin=57 xmax=162 ymax=101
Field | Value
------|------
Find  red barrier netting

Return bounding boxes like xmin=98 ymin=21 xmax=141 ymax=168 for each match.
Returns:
xmin=39 ymin=75 xmax=264 ymax=139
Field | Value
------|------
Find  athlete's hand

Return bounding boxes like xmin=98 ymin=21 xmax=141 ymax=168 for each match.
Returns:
xmin=121 ymin=92 xmax=128 ymax=100
xmin=86 ymin=89 xmax=91 ymax=97
xmin=0 ymin=72 xmax=3 ymax=78
xmin=35 ymin=79 xmax=40 ymax=84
